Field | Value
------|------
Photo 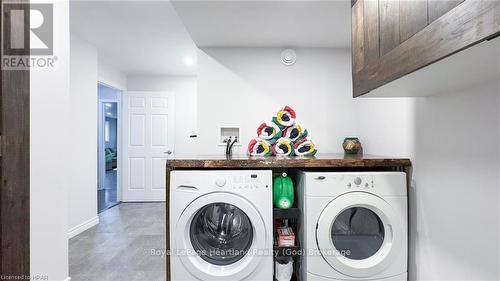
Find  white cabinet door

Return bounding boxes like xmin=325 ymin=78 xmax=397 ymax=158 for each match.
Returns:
xmin=122 ymin=92 xmax=174 ymax=201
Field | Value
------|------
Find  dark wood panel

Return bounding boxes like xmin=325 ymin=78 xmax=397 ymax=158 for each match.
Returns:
xmin=379 ymin=0 xmax=400 ymax=56
xmin=1 ymin=0 xmax=30 ymax=276
xmin=351 ymin=0 xmax=365 ymax=73
xmin=400 ymin=0 xmax=428 ymax=42
xmin=363 ymin=0 xmax=380 ymax=65
xmin=354 ymin=0 xmax=500 ymax=97
xmin=165 ymin=166 xmax=172 ymax=280
xmin=428 ymin=0 xmax=464 ymax=23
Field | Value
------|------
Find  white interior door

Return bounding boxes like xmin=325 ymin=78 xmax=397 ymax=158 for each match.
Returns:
xmin=122 ymin=92 xmax=175 ymax=201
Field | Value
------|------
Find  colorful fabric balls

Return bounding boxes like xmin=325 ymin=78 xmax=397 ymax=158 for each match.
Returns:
xmin=294 ymin=138 xmax=317 ymax=156
xmin=257 ymin=122 xmax=282 ymax=143
xmin=248 ymin=105 xmax=318 ymax=156
xmin=272 ymin=138 xmax=294 ymax=156
xmin=272 ymin=105 xmax=296 ymax=128
xmin=282 ymin=123 xmax=307 ymax=142
xmin=248 ymin=138 xmax=272 ymax=156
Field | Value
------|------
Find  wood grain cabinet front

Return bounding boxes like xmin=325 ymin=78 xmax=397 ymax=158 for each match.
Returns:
xmin=351 ymin=0 xmax=500 ymax=97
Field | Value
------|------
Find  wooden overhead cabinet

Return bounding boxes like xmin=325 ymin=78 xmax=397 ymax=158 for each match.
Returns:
xmin=351 ymin=0 xmax=500 ymax=97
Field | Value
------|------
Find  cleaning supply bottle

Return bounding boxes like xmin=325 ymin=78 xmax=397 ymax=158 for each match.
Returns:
xmin=273 ymin=173 xmax=294 ymax=209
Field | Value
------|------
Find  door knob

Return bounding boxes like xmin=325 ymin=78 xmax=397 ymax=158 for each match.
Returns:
xmin=164 ymin=150 xmax=172 ymax=155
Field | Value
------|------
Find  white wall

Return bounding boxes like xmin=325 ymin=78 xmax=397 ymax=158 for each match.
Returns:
xmin=68 ymin=35 xmax=98 ymax=237
xmin=359 ymin=82 xmax=500 ymax=280
xmin=30 ymin=0 xmax=70 ymax=280
xmin=412 ymin=81 xmax=500 ymax=281
xmin=127 ymin=76 xmax=198 ymax=155
xmin=196 ymin=47 xmax=357 ymax=155
xmin=98 ymin=60 xmax=127 ymax=91
xmin=356 ymin=97 xmax=416 ymax=158
xmin=196 ymin=46 xmax=415 ymax=157
xmin=67 ymin=32 xmax=127 ymax=236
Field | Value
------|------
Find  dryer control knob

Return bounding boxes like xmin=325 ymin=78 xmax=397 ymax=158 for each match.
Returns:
xmin=353 ymin=177 xmax=362 ymax=186
xmin=215 ymin=177 xmax=226 ymax=187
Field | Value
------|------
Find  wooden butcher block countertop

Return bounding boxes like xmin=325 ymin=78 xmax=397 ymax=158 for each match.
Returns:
xmin=166 ymin=153 xmax=411 ymax=169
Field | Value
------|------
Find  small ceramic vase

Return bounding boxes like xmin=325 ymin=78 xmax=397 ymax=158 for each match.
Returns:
xmin=343 ymin=137 xmax=362 ymax=154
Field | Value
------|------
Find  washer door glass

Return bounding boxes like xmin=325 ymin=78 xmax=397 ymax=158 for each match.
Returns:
xmin=331 ymin=207 xmax=385 ymax=260
xmin=190 ymin=203 xmax=254 ymax=265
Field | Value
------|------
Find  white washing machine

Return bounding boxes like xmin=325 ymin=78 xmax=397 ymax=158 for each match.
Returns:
xmin=297 ymin=171 xmax=407 ymax=281
xmin=170 ymin=170 xmax=273 ymax=281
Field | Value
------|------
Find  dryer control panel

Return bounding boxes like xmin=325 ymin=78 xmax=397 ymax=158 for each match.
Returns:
xmin=303 ymin=172 xmax=406 ymax=197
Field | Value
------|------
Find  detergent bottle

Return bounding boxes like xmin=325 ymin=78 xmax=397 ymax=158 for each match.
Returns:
xmin=273 ymin=173 xmax=294 ymax=209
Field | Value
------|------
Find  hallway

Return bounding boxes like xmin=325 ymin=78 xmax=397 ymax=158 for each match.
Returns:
xmin=98 ymin=169 xmax=118 ymax=212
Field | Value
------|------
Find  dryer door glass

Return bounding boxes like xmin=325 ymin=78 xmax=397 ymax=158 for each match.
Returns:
xmin=331 ymin=207 xmax=384 ymax=260
xmin=190 ymin=203 xmax=254 ymax=265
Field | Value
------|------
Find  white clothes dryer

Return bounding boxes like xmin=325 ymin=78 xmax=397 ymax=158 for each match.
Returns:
xmin=297 ymin=172 xmax=407 ymax=281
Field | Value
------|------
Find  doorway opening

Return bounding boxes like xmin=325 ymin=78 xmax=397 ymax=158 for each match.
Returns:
xmin=98 ymin=83 xmax=121 ymax=213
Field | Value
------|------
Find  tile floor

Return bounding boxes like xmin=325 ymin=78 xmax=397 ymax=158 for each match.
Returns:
xmin=69 ymin=203 xmax=166 ymax=281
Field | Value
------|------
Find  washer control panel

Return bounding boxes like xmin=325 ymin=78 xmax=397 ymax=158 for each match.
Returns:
xmin=214 ymin=173 xmax=270 ymax=191
xmin=215 ymin=176 xmax=226 ymax=187
xmin=345 ymin=175 xmax=374 ymax=190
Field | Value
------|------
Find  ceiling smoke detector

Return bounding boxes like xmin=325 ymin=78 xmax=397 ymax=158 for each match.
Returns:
xmin=281 ymin=49 xmax=296 ymax=66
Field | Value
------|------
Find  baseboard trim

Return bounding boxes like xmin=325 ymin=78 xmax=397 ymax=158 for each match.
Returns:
xmin=68 ymin=216 xmax=99 ymax=238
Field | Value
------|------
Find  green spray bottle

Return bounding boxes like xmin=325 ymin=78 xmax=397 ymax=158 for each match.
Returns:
xmin=273 ymin=173 xmax=294 ymax=209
